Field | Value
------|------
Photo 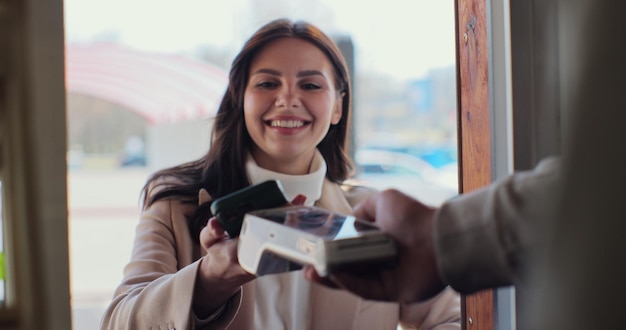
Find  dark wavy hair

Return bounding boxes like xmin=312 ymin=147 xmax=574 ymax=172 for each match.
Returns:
xmin=141 ymin=18 xmax=354 ymax=242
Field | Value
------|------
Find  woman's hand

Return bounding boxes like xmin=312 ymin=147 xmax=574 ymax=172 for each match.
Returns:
xmin=290 ymin=194 xmax=307 ymax=206
xmin=193 ymin=217 xmax=255 ymax=318
xmin=192 ymin=193 xmax=307 ymax=318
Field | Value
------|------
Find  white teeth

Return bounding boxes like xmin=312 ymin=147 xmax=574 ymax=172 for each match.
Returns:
xmin=270 ymin=120 xmax=305 ymax=128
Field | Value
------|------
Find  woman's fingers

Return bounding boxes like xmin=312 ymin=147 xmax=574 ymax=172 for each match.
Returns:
xmin=200 ymin=218 xmax=241 ymax=267
xmin=290 ymin=194 xmax=307 ymax=206
xmin=199 ymin=218 xmax=228 ymax=249
xmin=302 ymin=266 xmax=340 ymax=289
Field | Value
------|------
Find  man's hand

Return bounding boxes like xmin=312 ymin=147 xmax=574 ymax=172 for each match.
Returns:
xmin=303 ymin=189 xmax=446 ymax=304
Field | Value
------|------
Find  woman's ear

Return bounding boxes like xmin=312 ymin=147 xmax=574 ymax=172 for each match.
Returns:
xmin=331 ymin=92 xmax=345 ymax=125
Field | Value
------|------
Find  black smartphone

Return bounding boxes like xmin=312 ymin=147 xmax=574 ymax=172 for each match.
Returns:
xmin=210 ymin=180 xmax=289 ymax=237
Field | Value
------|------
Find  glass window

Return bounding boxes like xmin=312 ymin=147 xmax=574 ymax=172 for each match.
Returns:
xmin=64 ymin=1 xmax=458 ymax=328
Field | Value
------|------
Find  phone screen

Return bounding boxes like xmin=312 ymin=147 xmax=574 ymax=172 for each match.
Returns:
xmin=249 ymin=206 xmax=381 ymax=240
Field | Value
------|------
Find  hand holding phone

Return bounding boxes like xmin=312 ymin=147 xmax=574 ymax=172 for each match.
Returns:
xmin=210 ymin=180 xmax=289 ymax=237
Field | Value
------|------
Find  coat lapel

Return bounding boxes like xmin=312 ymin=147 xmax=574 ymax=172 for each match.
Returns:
xmin=315 ymin=180 xmax=355 ymax=215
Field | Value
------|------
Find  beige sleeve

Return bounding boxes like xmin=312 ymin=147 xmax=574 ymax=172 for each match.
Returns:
xmin=100 ymin=186 xmax=241 ymax=329
xmin=100 ymin=196 xmax=198 ymax=329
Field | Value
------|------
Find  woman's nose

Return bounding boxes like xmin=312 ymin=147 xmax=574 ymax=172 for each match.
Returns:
xmin=275 ymin=87 xmax=300 ymax=108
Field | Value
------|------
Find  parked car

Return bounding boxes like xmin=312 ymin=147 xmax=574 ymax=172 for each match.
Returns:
xmin=347 ymin=149 xmax=459 ymax=206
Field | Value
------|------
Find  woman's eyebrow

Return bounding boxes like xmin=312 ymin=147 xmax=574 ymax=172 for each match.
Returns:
xmin=250 ymin=68 xmax=326 ymax=78
xmin=297 ymin=70 xmax=325 ymax=78
xmin=251 ymin=68 xmax=281 ymax=76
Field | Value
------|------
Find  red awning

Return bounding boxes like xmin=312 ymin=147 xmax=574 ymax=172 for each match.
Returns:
xmin=66 ymin=43 xmax=229 ymax=124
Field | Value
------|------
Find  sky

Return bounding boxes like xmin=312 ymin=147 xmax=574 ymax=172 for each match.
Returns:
xmin=64 ymin=0 xmax=456 ymax=80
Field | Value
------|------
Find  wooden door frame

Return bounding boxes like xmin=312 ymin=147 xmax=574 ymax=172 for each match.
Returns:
xmin=455 ymin=0 xmax=495 ymax=328
xmin=455 ymin=0 xmax=562 ymax=328
xmin=0 ymin=0 xmax=71 ymax=329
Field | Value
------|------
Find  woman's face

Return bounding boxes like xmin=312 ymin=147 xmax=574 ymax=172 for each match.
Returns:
xmin=244 ymin=37 xmax=343 ymax=175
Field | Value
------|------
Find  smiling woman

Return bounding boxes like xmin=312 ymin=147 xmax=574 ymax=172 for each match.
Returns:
xmin=64 ymin=1 xmax=459 ymax=329
xmin=96 ymin=18 xmax=460 ymax=330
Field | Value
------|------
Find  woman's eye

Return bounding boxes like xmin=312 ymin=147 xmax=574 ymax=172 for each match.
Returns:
xmin=256 ymin=81 xmax=277 ymax=88
xmin=301 ymin=83 xmax=321 ymax=90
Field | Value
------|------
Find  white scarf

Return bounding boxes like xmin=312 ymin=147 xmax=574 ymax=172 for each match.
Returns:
xmin=245 ymin=150 xmax=326 ymax=207
xmin=244 ymin=150 xmax=328 ymax=328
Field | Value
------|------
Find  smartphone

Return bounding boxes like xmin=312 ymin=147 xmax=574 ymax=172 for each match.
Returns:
xmin=237 ymin=205 xmax=398 ymax=277
xmin=210 ymin=180 xmax=288 ymax=237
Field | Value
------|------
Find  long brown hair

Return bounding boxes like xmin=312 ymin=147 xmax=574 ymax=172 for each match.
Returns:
xmin=142 ymin=18 xmax=353 ymax=242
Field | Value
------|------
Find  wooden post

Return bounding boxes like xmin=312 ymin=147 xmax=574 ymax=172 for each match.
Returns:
xmin=455 ymin=0 xmax=494 ymax=328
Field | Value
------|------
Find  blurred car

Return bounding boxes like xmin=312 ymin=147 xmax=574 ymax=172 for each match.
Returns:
xmin=119 ymin=135 xmax=147 ymax=167
xmin=347 ymin=149 xmax=459 ymax=206
xmin=119 ymin=153 xmax=147 ymax=167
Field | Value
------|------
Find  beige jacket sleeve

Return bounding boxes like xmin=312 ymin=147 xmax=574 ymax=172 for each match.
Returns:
xmin=100 ymin=181 xmax=240 ymax=330
xmin=434 ymin=157 xmax=561 ymax=294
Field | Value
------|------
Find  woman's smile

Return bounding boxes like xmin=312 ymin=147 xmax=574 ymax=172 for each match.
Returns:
xmin=264 ymin=115 xmax=313 ymax=135
xmin=268 ymin=119 xmax=309 ymax=128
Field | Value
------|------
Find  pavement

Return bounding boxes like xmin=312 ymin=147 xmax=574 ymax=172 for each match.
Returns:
xmin=68 ymin=167 xmax=150 ymax=330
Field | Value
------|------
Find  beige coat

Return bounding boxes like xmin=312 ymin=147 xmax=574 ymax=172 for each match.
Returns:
xmin=101 ymin=178 xmax=460 ymax=330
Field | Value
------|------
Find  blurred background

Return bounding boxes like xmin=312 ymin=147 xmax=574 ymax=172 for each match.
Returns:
xmin=63 ymin=0 xmax=458 ymax=328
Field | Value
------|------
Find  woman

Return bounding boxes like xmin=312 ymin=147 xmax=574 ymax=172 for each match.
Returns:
xmin=101 ymin=18 xmax=460 ymax=329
